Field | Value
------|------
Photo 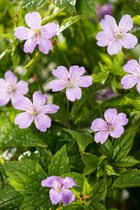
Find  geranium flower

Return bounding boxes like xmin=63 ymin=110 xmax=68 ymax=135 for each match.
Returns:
xmin=0 ymin=70 xmax=28 ymax=106
xmin=14 ymin=12 xmax=58 ymax=54
xmin=96 ymin=15 xmax=138 ymax=55
xmin=96 ymin=3 xmax=113 ymax=21
xmin=14 ymin=91 xmax=59 ymax=132
xmin=48 ymin=65 xmax=92 ymax=102
xmin=41 ymin=176 xmax=76 ymax=205
xmin=90 ymin=108 xmax=128 ymax=144
xmin=121 ymin=59 xmax=140 ymax=92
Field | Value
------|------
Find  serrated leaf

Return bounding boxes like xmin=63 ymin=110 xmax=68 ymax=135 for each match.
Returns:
xmin=0 ymin=185 xmax=23 ymax=210
xmin=112 ymin=127 xmax=137 ymax=162
xmin=19 ymin=0 xmax=48 ymax=11
xmin=63 ymin=204 xmax=84 ymax=210
xmin=76 ymin=0 xmax=96 ymax=16
xmin=91 ymin=180 xmax=107 ymax=202
xmin=105 ymin=164 xmax=119 ymax=176
xmin=82 ymin=179 xmax=91 ymax=196
xmin=113 ymin=170 xmax=140 ymax=188
xmin=0 ymin=113 xmax=47 ymax=148
xmin=113 ymin=156 xmax=140 ymax=167
xmin=82 ymin=153 xmax=98 ymax=175
xmin=53 ymin=0 xmax=76 ymax=12
xmin=4 ymin=159 xmax=46 ymax=194
xmin=48 ymin=145 xmax=70 ymax=176
xmin=88 ymin=203 xmax=106 ymax=210
xmin=64 ymin=129 xmax=93 ymax=152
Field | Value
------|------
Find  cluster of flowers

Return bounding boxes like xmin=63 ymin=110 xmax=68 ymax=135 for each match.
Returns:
xmin=1 ymin=10 xmax=138 ymax=206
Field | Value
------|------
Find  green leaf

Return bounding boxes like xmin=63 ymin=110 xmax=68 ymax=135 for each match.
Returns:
xmin=113 ymin=156 xmax=140 ymax=167
xmin=4 ymin=159 xmax=46 ymax=194
xmin=64 ymin=129 xmax=93 ymax=152
xmin=125 ymin=97 xmax=140 ymax=109
xmin=92 ymin=71 xmax=109 ymax=84
xmin=112 ymin=127 xmax=137 ymax=162
xmin=63 ymin=204 xmax=84 ymax=210
xmin=19 ymin=0 xmax=48 ymax=11
xmin=113 ymin=170 xmax=140 ymax=188
xmin=53 ymin=0 xmax=76 ymax=12
xmin=76 ymin=0 xmax=96 ymax=16
xmin=91 ymin=180 xmax=107 ymax=202
xmin=82 ymin=179 xmax=91 ymax=196
xmin=0 ymin=113 xmax=47 ymax=148
xmin=88 ymin=203 xmax=106 ymax=210
xmin=48 ymin=145 xmax=70 ymax=176
xmin=82 ymin=153 xmax=98 ymax=175
xmin=0 ymin=185 xmax=23 ymax=210
xmin=133 ymin=15 xmax=140 ymax=25
xmin=105 ymin=165 xmax=119 ymax=176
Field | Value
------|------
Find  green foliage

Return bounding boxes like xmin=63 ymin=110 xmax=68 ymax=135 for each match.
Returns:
xmin=82 ymin=153 xmax=98 ymax=175
xmin=76 ymin=0 xmax=96 ymax=16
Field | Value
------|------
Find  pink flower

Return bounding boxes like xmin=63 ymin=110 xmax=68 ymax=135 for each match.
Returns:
xmin=41 ymin=176 xmax=76 ymax=205
xmin=14 ymin=91 xmax=59 ymax=132
xmin=14 ymin=12 xmax=58 ymax=54
xmin=121 ymin=59 xmax=140 ymax=92
xmin=90 ymin=108 xmax=128 ymax=144
xmin=48 ymin=65 xmax=92 ymax=102
xmin=0 ymin=70 xmax=28 ymax=106
xmin=96 ymin=3 xmax=113 ymax=21
xmin=96 ymin=15 xmax=138 ymax=55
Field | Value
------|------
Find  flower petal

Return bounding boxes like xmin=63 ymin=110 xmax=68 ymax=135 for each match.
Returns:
xmin=25 ymin=12 xmax=41 ymax=29
xmin=104 ymin=108 xmax=117 ymax=124
xmin=41 ymin=176 xmax=63 ymax=188
xmin=94 ymin=131 xmax=109 ymax=144
xmin=16 ymin=81 xmax=29 ymax=95
xmin=48 ymin=79 xmax=66 ymax=92
xmin=49 ymin=189 xmax=62 ymax=204
xmin=119 ymin=15 xmax=133 ymax=33
xmin=107 ymin=40 xmax=122 ymax=55
xmin=52 ymin=66 xmax=69 ymax=80
xmin=115 ymin=113 xmax=128 ymax=126
xmin=96 ymin=31 xmax=114 ymax=47
xmin=13 ymin=96 xmax=33 ymax=111
xmin=14 ymin=26 xmax=33 ymax=40
xmin=38 ymin=37 xmax=52 ymax=54
xmin=24 ymin=38 xmax=37 ymax=54
xmin=121 ymin=74 xmax=138 ymax=89
xmin=0 ymin=93 xmax=10 ymax=106
xmin=40 ymin=104 xmax=59 ymax=114
xmin=63 ymin=177 xmax=76 ymax=188
xmin=76 ymin=76 xmax=92 ymax=87
xmin=33 ymin=91 xmax=48 ymax=107
xmin=5 ymin=70 xmax=17 ymax=83
xmin=90 ymin=118 xmax=107 ymax=132
xmin=34 ymin=114 xmax=52 ymax=132
xmin=100 ymin=15 xmax=118 ymax=32
xmin=123 ymin=60 xmax=140 ymax=74
xmin=136 ymin=82 xmax=140 ymax=93
xmin=69 ymin=66 xmax=85 ymax=78
xmin=122 ymin=33 xmax=138 ymax=49
xmin=14 ymin=112 xmax=33 ymax=128
xmin=110 ymin=126 xmax=124 ymax=138
xmin=41 ymin=23 xmax=58 ymax=39
xmin=62 ymin=189 xmax=75 ymax=205
xmin=66 ymin=87 xmax=82 ymax=102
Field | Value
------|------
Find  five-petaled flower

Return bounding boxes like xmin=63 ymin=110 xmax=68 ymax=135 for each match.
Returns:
xmin=14 ymin=91 xmax=59 ymax=132
xmin=41 ymin=176 xmax=76 ymax=205
xmin=14 ymin=12 xmax=58 ymax=54
xmin=121 ymin=59 xmax=140 ymax=93
xmin=48 ymin=65 xmax=92 ymax=102
xmin=96 ymin=15 xmax=138 ymax=55
xmin=0 ymin=70 xmax=28 ymax=106
xmin=90 ymin=108 xmax=128 ymax=144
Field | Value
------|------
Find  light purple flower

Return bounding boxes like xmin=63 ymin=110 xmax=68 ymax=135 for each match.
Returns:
xmin=96 ymin=15 xmax=138 ymax=55
xmin=90 ymin=108 xmax=128 ymax=144
xmin=14 ymin=12 xmax=58 ymax=54
xmin=96 ymin=3 xmax=113 ymax=21
xmin=0 ymin=70 xmax=28 ymax=106
xmin=121 ymin=59 xmax=140 ymax=93
xmin=14 ymin=91 xmax=59 ymax=132
xmin=41 ymin=176 xmax=76 ymax=205
xmin=48 ymin=65 xmax=92 ymax=102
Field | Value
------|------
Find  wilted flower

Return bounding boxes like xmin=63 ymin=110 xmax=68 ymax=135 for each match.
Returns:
xmin=0 ymin=70 xmax=28 ymax=106
xmin=48 ymin=65 xmax=92 ymax=102
xmin=41 ymin=176 xmax=76 ymax=205
xmin=90 ymin=108 xmax=128 ymax=144
xmin=14 ymin=12 xmax=58 ymax=54
xmin=96 ymin=3 xmax=113 ymax=21
xmin=14 ymin=91 xmax=59 ymax=132
xmin=121 ymin=59 xmax=140 ymax=93
xmin=96 ymin=15 xmax=138 ymax=55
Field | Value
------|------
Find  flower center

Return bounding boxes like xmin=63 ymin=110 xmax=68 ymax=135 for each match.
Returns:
xmin=33 ymin=29 xmax=41 ymax=37
xmin=66 ymin=77 xmax=74 ymax=88
xmin=31 ymin=106 xmax=39 ymax=116
xmin=115 ymin=31 xmax=123 ymax=39
xmin=108 ymin=124 xmax=115 ymax=132
xmin=7 ymin=84 xmax=17 ymax=94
